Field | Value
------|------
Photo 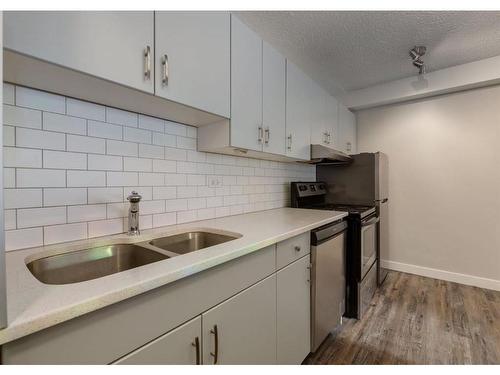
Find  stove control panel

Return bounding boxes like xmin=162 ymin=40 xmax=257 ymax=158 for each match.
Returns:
xmin=292 ymin=182 xmax=327 ymax=197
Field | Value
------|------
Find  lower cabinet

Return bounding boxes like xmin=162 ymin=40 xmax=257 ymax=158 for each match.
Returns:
xmin=277 ymin=255 xmax=311 ymax=364
xmin=202 ymin=275 xmax=277 ymax=365
xmin=115 ymin=316 xmax=202 ymax=365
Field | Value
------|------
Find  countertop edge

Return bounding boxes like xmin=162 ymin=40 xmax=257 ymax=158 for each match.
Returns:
xmin=0 ymin=210 xmax=347 ymax=345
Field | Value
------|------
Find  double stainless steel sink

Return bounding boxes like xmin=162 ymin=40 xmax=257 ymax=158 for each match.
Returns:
xmin=26 ymin=231 xmax=240 ymax=285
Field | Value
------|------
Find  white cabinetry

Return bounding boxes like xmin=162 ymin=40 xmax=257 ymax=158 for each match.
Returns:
xmin=4 ymin=11 xmax=155 ymax=94
xmin=277 ymin=256 xmax=311 ymax=364
xmin=262 ymin=41 xmax=287 ymax=155
xmin=115 ymin=317 xmax=202 ymax=365
xmin=286 ymin=61 xmax=312 ymax=160
xmin=154 ymin=12 xmax=230 ymax=117
xmin=202 ymin=275 xmax=277 ymax=365
xmin=337 ymin=103 xmax=357 ymax=154
xmin=310 ymin=85 xmax=339 ymax=148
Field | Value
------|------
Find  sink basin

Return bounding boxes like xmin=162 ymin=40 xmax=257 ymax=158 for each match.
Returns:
xmin=149 ymin=231 xmax=238 ymax=255
xmin=27 ymin=244 xmax=169 ymax=285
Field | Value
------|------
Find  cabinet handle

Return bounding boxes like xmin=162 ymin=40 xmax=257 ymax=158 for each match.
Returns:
xmin=162 ymin=54 xmax=169 ymax=86
xmin=287 ymin=134 xmax=293 ymax=150
xmin=258 ymin=126 xmax=264 ymax=144
xmin=346 ymin=142 xmax=352 ymax=152
xmin=191 ymin=336 xmax=201 ymax=365
xmin=210 ymin=324 xmax=219 ymax=364
xmin=294 ymin=245 xmax=301 ymax=252
xmin=328 ymin=132 xmax=332 ymax=144
xmin=264 ymin=127 xmax=270 ymax=145
xmin=144 ymin=46 xmax=151 ymax=80
xmin=323 ymin=132 xmax=329 ymax=144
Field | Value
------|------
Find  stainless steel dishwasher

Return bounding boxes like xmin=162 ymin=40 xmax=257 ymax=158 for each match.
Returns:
xmin=310 ymin=219 xmax=348 ymax=352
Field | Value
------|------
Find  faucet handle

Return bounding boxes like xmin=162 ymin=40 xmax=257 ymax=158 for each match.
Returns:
xmin=127 ymin=191 xmax=142 ymax=203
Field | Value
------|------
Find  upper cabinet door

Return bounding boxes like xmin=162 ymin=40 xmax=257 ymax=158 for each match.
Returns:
xmin=309 ymin=82 xmax=329 ymax=146
xmin=154 ymin=12 xmax=230 ymax=118
xmin=325 ymin=94 xmax=339 ymax=147
xmin=4 ymin=11 xmax=155 ymax=94
xmin=337 ymin=103 xmax=357 ymax=154
xmin=286 ymin=61 xmax=312 ymax=160
xmin=202 ymin=275 xmax=277 ymax=365
xmin=230 ymin=16 xmax=263 ymax=152
xmin=262 ymin=41 xmax=286 ymax=156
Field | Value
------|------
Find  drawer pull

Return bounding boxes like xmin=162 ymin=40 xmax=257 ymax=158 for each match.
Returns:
xmin=294 ymin=245 xmax=301 ymax=252
xmin=210 ymin=324 xmax=219 ymax=364
xmin=192 ymin=336 xmax=201 ymax=365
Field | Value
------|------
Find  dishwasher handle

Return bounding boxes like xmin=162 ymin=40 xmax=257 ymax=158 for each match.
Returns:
xmin=311 ymin=220 xmax=348 ymax=245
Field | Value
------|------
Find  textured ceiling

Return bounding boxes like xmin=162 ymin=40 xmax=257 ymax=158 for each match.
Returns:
xmin=235 ymin=11 xmax=500 ymax=94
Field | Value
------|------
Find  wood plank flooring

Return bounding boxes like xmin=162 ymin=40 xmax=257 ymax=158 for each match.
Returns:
xmin=304 ymin=271 xmax=500 ymax=364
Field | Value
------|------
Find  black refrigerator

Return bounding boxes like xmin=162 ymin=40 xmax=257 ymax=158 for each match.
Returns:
xmin=317 ymin=152 xmax=389 ymax=285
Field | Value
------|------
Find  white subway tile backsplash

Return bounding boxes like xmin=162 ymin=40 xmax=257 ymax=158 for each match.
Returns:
xmin=5 ymin=228 xmax=43 ymax=250
xmin=44 ymin=223 xmax=87 ymax=245
xmin=123 ymin=127 xmax=151 ymax=144
xmin=4 ymin=210 xmax=16 ymax=230
xmin=165 ymin=198 xmax=187 ymax=212
xmin=88 ymin=120 xmax=123 ymax=140
xmin=44 ymin=188 xmax=87 ymax=206
xmin=177 ymin=210 xmax=197 ymax=224
xmin=153 ymin=186 xmax=176 ymax=200
xmin=3 ymin=104 xmax=42 ymax=129
xmin=43 ymin=150 xmax=87 ymax=170
xmin=106 ymin=107 xmax=138 ymax=127
xmin=138 ymin=114 xmax=165 ymax=132
xmin=16 ymin=86 xmax=65 ymax=114
xmin=4 ymin=189 xmax=42 ymax=209
xmin=67 ymin=134 xmax=105 ymax=154
xmin=176 ymin=136 xmax=197 ymax=150
xmin=139 ymin=172 xmax=164 ymax=186
xmin=17 ymin=128 xmax=65 ymax=150
xmin=17 ymin=207 xmax=67 ymax=228
xmin=3 ymin=83 xmax=15 ymax=105
xmin=152 ymin=212 xmax=176 ymax=228
xmin=164 ymin=121 xmax=187 ymax=136
xmin=138 ymin=144 xmax=164 ymax=159
xmin=3 ymin=126 xmax=15 ymax=146
xmin=152 ymin=159 xmax=176 ymax=173
xmin=88 ymin=154 xmax=122 ymax=171
xmin=88 ymin=218 xmax=123 ymax=238
xmin=17 ymin=169 xmax=66 ymax=188
xmin=43 ymin=112 xmax=87 ymax=135
xmin=67 ymin=170 xmax=106 ymax=187
xmin=124 ymin=157 xmax=152 ymax=172
xmin=3 ymin=147 xmax=42 ymax=168
xmin=152 ymin=132 xmax=176 ymax=147
xmin=3 ymin=85 xmax=315 ymax=250
xmin=107 ymin=140 xmax=138 ymax=157
xmin=68 ymin=204 xmax=107 ymax=223
xmin=4 ymin=168 xmax=16 ymax=188
xmin=107 ymin=171 xmax=138 ymax=186
xmin=66 ymin=98 xmax=105 ymax=121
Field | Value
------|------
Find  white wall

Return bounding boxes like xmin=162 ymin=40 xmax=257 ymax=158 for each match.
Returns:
xmin=357 ymin=85 xmax=500 ymax=290
xmin=2 ymin=84 xmax=315 ymax=251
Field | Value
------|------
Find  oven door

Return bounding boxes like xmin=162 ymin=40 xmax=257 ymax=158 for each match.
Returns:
xmin=360 ymin=215 xmax=379 ymax=279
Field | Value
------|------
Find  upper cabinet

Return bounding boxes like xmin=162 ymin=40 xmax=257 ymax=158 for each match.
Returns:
xmin=310 ymin=84 xmax=338 ymax=147
xmin=286 ymin=61 xmax=312 ymax=160
xmin=4 ymin=11 xmax=155 ymax=94
xmin=154 ymin=12 xmax=230 ymax=118
xmin=337 ymin=103 xmax=357 ymax=154
xmin=230 ymin=16 xmax=264 ymax=152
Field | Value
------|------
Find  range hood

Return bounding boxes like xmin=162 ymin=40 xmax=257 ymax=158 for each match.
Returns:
xmin=306 ymin=144 xmax=353 ymax=165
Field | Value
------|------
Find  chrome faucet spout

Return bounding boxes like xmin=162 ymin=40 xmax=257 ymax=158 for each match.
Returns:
xmin=127 ymin=191 xmax=142 ymax=235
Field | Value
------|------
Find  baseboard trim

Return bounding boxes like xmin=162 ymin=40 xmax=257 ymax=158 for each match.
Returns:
xmin=381 ymin=260 xmax=500 ymax=292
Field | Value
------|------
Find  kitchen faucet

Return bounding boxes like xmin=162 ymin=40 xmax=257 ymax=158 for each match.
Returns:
xmin=127 ymin=191 xmax=142 ymax=235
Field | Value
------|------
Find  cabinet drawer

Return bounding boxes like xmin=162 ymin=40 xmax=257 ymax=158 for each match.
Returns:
xmin=114 ymin=316 xmax=201 ymax=365
xmin=276 ymin=232 xmax=310 ymax=270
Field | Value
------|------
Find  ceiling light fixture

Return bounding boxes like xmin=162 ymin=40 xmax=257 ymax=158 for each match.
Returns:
xmin=409 ymin=46 xmax=426 ymax=75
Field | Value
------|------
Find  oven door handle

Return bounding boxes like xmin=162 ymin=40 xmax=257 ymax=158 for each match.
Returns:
xmin=362 ymin=216 xmax=380 ymax=227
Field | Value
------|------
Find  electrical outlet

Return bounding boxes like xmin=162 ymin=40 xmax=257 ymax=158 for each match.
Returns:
xmin=207 ymin=176 xmax=223 ymax=187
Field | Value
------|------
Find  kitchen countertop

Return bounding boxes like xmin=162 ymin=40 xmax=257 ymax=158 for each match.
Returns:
xmin=0 ymin=207 xmax=347 ymax=345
